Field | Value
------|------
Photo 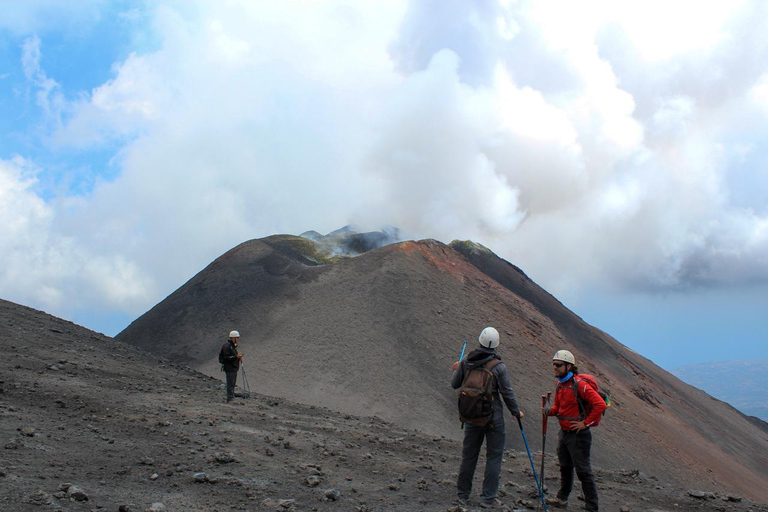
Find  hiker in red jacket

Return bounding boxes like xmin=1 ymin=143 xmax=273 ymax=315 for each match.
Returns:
xmin=544 ymin=350 xmax=606 ymax=512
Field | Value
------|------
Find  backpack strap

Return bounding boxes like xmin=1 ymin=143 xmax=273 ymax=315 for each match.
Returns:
xmin=572 ymin=377 xmax=587 ymax=421
xmin=485 ymin=359 xmax=501 ymax=386
xmin=460 ymin=359 xmax=501 ymax=386
xmin=554 ymin=377 xmax=586 ymax=421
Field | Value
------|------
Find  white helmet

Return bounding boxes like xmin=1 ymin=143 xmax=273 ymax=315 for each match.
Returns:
xmin=552 ymin=350 xmax=575 ymax=365
xmin=229 ymin=330 xmax=240 ymax=338
xmin=479 ymin=327 xmax=500 ymax=349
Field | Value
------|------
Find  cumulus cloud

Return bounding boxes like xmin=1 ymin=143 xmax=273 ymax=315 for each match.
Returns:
xmin=0 ymin=158 xmax=153 ymax=316
xmin=50 ymin=52 xmax=164 ymax=148
xmin=2 ymin=0 xmax=768 ymax=331
xmin=380 ymin=0 xmax=768 ymax=293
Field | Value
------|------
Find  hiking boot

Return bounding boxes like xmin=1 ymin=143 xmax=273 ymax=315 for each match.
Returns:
xmin=453 ymin=497 xmax=470 ymax=506
xmin=479 ymin=498 xmax=504 ymax=508
xmin=546 ymin=496 xmax=568 ymax=507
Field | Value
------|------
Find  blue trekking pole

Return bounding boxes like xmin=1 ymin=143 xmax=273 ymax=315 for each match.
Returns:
xmin=458 ymin=340 xmax=468 ymax=361
xmin=456 ymin=340 xmax=469 ymax=430
xmin=517 ymin=417 xmax=548 ymax=512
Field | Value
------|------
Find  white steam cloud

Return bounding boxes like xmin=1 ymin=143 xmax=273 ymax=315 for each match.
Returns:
xmin=2 ymin=0 xmax=768 ymax=332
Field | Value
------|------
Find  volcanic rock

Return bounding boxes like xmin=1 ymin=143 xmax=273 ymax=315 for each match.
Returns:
xmin=689 ymin=489 xmax=717 ymax=499
xmin=213 ymin=451 xmax=235 ymax=463
xmin=66 ymin=485 xmax=88 ymax=501
xmin=324 ymin=488 xmax=340 ymax=501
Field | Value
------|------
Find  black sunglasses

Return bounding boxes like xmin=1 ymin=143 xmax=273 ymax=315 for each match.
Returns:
xmin=552 ymin=362 xmax=566 ymax=368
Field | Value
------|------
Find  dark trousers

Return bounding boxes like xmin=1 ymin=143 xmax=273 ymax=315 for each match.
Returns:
xmin=225 ymin=371 xmax=238 ymax=401
xmin=457 ymin=419 xmax=506 ymax=502
xmin=557 ymin=429 xmax=598 ymax=511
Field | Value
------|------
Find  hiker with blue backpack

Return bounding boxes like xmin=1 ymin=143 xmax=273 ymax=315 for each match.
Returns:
xmin=544 ymin=350 xmax=607 ymax=512
xmin=451 ymin=327 xmax=524 ymax=509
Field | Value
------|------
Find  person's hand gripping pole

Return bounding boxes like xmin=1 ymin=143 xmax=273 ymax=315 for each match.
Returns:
xmin=452 ymin=340 xmax=469 ymax=371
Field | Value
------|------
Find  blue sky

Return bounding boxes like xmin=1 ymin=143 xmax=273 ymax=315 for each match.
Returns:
xmin=575 ymin=284 xmax=768 ymax=368
xmin=1 ymin=1 xmax=766 ymax=371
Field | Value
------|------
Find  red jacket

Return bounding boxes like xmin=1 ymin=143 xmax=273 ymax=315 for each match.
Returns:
xmin=547 ymin=375 xmax=606 ymax=430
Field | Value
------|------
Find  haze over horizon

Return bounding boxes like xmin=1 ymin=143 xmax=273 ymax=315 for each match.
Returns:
xmin=1 ymin=1 xmax=767 ymax=371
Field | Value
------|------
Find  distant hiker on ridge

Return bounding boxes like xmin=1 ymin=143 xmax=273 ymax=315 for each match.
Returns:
xmin=219 ymin=330 xmax=243 ymax=403
xmin=451 ymin=327 xmax=523 ymax=509
xmin=544 ymin=350 xmax=606 ymax=512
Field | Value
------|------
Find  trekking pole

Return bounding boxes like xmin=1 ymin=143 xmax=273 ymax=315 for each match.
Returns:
xmin=456 ymin=340 xmax=468 ymax=430
xmin=240 ymin=363 xmax=251 ymax=397
xmin=517 ymin=416 xmax=549 ymax=512
xmin=540 ymin=392 xmax=551 ymax=501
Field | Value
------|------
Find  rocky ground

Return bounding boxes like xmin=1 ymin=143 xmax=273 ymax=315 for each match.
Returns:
xmin=1 ymin=299 xmax=766 ymax=512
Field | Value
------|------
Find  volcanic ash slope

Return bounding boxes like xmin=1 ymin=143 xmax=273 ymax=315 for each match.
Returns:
xmin=3 ymin=298 xmax=768 ymax=510
xmin=117 ymin=235 xmax=768 ymax=502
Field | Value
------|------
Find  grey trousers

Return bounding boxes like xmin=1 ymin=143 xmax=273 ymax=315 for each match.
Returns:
xmin=225 ymin=371 xmax=238 ymax=401
xmin=457 ymin=418 xmax=506 ymax=503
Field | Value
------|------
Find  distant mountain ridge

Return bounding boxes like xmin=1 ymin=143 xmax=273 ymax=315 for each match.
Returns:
xmin=116 ymin=229 xmax=768 ymax=501
xmin=672 ymin=360 xmax=768 ymax=422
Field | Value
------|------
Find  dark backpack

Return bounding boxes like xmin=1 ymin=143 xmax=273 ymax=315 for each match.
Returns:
xmin=457 ymin=360 xmax=501 ymax=427
xmin=218 ymin=345 xmax=226 ymax=365
xmin=571 ymin=374 xmax=611 ymax=421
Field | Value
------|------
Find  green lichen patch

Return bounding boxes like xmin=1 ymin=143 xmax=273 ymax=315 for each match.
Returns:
xmin=263 ymin=235 xmax=343 ymax=264
xmin=449 ymin=239 xmax=493 ymax=255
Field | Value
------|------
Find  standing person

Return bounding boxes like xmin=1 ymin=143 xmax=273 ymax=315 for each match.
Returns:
xmin=451 ymin=327 xmax=524 ymax=509
xmin=544 ymin=350 xmax=606 ymax=511
xmin=219 ymin=330 xmax=243 ymax=403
